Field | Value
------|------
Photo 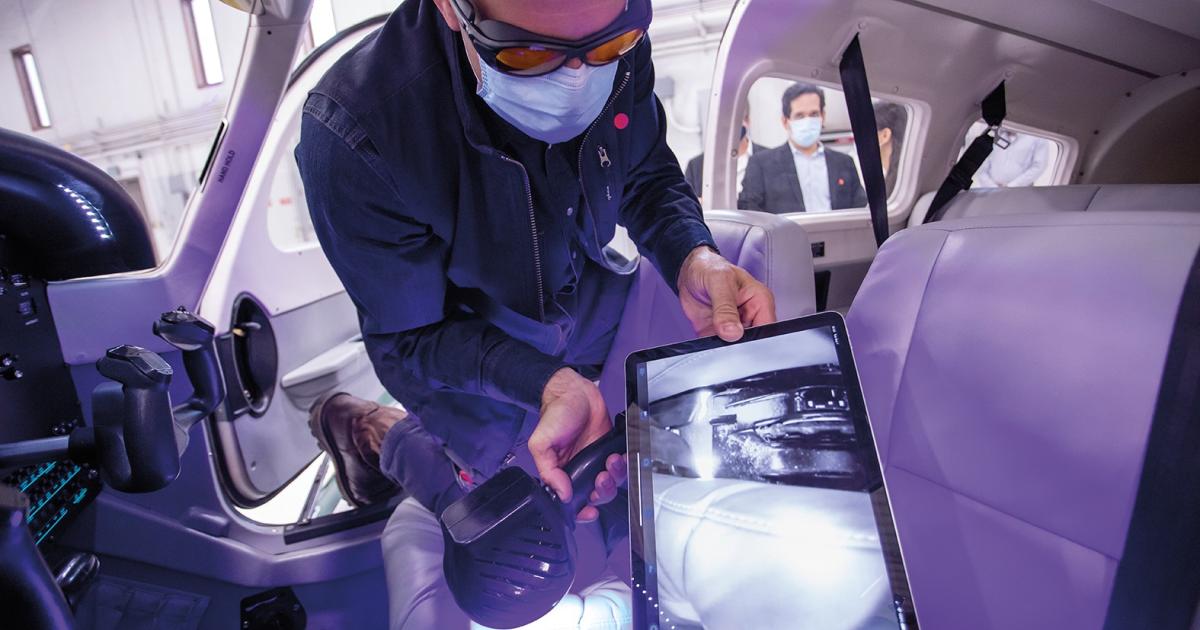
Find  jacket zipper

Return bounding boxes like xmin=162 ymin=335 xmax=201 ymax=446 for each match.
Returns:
xmin=577 ymin=69 xmax=633 ymax=253
xmin=492 ymin=67 xmax=632 ymax=322
xmin=497 ymin=152 xmax=545 ymax=321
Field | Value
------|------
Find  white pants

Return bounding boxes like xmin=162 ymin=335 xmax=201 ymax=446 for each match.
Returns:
xmin=379 ymin=451 xmax=633 ymax=630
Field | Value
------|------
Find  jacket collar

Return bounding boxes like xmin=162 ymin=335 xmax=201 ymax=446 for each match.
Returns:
xmin=789 ymin=141 xmax=826 ymax=160
xmin=437 ymin=18 xmax=501 ymax=155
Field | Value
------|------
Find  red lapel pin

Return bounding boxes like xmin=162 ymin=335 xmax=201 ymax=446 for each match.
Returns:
xmin=613 ymin=112 xmax=629 ymax=130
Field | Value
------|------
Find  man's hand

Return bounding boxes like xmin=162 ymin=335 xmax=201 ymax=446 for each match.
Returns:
xmin=678 ymin=246 xmax=777 ymax=342
xmin=529 ymin=368 xmax=628 ymax=523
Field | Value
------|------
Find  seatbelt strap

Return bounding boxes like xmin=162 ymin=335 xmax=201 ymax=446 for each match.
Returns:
xmin=838 ymin=34 xmax=889 ymax=248
xmin=922 ymin=82 xmax=1006 ymax=224
xmin=1103 ymin=246 xmax=1200 ymax=629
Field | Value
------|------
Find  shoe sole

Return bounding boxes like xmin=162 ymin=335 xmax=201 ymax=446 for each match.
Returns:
xmin=307 ymin=391 xmax=370 ymax=509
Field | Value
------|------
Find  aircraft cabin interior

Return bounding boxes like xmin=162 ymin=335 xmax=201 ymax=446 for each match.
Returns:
xmin=0 ymin=0 xmax=1198 ymax=628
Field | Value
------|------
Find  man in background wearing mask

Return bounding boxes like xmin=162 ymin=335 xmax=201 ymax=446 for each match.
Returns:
xmin=739 ymin=82 xmax=867 ymax=214
xmin=295 ymin=0 xmax=776 ymax=627
xmin=684 ymin=107 xmax=765 ymax=202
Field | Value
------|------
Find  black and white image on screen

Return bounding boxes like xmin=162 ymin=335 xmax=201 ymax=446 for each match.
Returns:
xmin=631 ymin=326 xmax=905 ymax=630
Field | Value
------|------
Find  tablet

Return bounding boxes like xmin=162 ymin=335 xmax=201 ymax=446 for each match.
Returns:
xmin=625 ymin=312 xmax=919 ymax=629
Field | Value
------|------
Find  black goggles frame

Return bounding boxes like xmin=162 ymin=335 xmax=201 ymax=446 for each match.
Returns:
xmin=448 ymin=0 xmax=652 ymax=77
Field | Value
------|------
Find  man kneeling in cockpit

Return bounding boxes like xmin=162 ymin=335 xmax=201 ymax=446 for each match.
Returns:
xmin=293 ymin=0 xmax=775 ymax=627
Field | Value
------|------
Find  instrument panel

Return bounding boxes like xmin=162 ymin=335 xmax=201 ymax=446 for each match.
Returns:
xmin=5 ymin=458 xmax=100 ymax=547
xmin=0 ymin=237 xmax=99 ymax=546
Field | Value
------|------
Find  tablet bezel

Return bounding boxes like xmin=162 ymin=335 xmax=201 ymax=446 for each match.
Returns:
xmin=623 ymin=311 xmax=919 ymax=628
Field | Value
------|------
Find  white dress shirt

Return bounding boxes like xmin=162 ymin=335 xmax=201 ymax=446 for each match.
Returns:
xmin=975 ymin=133 xmax=1050 ymax=188
xmin=790 ymin=142 xmax=832 ymax=212
xmin=735 ymin=142 xmax=754 ymax=195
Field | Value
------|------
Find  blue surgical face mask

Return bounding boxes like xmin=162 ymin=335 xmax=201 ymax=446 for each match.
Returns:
xmin=477 ymin=60 xmax=619 ymax=144
xmin=788 ymin=117 xmax=822 ymax=148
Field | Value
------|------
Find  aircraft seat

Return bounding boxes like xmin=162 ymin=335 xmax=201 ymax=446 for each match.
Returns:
xmin=907 ymin=183 xmax=1200 ymax=226
xmin=597 ymin=208 xmax=816 ymax=414
xmin=847 ymin=211 xmax=1200 ymax=629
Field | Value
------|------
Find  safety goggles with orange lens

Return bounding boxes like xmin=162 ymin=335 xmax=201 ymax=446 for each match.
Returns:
xmin=448 ymin=0 xmax=651 ymax=77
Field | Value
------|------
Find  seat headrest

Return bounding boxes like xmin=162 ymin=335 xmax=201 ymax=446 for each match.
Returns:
xmin=703 ymin=209 xmax=816 ymax=320
xmin=909 ymin=183 xmax=1200 ymax=226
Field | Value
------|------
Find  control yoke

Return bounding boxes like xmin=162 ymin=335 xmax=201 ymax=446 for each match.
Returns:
xmin=152 ymin=307 xmax=224 ymax=455
xmin=74 ymin=345 xmax=177 ymax=492
xmin=0 ymin=306 xmax=226 ymax=492
xmin=0 ymin=306 xmax=226 ymax=629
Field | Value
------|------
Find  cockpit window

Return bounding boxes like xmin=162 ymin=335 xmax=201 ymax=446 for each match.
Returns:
xmin=3 ymin=1 xmax=246 ymax=263
xmin=309 ymin=0 xmax=341 ymax=48
xmin=2 ymin=1 xmax=401 ymax=268
xmin=304 ymin=0 xmax=403 ymax=51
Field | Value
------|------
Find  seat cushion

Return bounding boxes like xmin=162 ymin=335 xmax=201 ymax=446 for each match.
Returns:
xmin=649 ymin=475 xmax=894 ymax=630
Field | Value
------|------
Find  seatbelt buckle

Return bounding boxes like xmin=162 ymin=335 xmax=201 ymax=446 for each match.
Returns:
xmin=990 ymin=125 xmax=1012 ymax=150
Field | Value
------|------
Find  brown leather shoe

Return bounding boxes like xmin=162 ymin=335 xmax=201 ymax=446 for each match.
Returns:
xmin=308 ymin=392 xmax=404 ymax=508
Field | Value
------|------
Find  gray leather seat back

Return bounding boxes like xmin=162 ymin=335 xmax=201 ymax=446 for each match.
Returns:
xmin=598 ymin=209 xmax=816 ymax=415
xmin=908 ymin=183 xmax=1200 ymax=225
xmin=847 ymin=211 xmax=1200 ymax=629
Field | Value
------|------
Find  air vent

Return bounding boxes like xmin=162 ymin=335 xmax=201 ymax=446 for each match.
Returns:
xmin=221 ymin=294 xmax=277 ymax=417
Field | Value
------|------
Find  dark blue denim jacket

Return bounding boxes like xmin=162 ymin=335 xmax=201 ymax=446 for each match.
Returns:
xmin=294 ymin=1 xmax=714 ymax=474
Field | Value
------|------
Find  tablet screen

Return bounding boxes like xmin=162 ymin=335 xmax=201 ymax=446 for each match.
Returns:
xmin=625 ymin=313 xmax=918 ymax=629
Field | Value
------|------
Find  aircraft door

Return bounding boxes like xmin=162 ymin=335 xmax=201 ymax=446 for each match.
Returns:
xmin=197 ymin=21 xmax=387 ymax=510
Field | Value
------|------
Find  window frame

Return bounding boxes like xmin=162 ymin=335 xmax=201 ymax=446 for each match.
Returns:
xmin=11 ymin=45 xmax=52 ymax=131
xmin=955 ymin=117 xmax=1079 ymax=189
xmin=742 ymin=73 xmax=930 ymax=225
